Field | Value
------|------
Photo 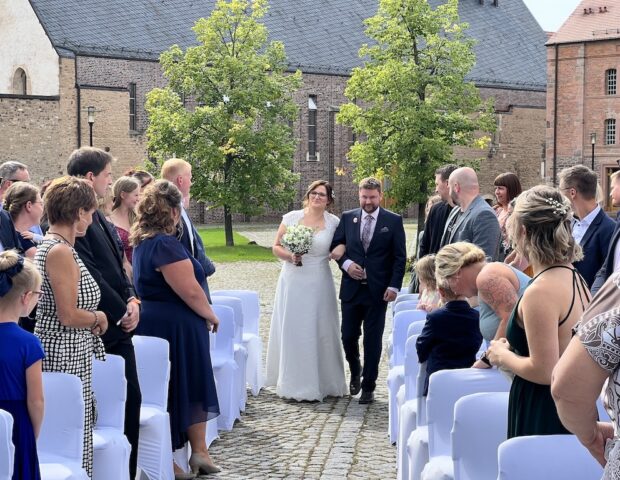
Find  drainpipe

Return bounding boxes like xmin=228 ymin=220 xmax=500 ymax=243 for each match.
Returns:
xmin=75 ymin=56 xmax=82 ymax=148
xmin=552 ymin=44 xmax=559 ymax=186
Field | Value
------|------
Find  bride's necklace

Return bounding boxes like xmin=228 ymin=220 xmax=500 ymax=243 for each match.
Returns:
xmin=47 ymin=231 xmax=74 ymax=247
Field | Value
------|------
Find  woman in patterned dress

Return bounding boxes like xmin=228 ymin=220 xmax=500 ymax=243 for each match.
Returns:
xmin=34 ymin=176 xmax=108 ymax=477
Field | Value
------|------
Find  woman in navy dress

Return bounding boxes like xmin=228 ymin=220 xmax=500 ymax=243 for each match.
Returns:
xmin=132 ymin=180 xmax=220 ymax=477
xmin=0 ymin=251 xmax=45 ymax=480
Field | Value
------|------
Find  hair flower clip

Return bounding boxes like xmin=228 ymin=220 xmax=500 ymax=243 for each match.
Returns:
xmin=544 ymin=197 xmax=569 ymax=216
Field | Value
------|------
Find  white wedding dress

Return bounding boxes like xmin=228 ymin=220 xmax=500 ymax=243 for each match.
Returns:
xmin=266 ymin=209 xmax=348 ymax=401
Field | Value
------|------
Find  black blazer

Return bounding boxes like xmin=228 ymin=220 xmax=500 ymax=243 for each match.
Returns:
xmin=0 ymin=210 xmax=23 ymax=252
xmin=178 ymin=215 xmax=215 ymax=302
xmin=416 ymin=300 xmax=482 ymax=395
xmin=330 ymin=207 xmax=407 ymax=303
xmin=418 ymin=201 xmax=454 ymax=258
xmin=592 ymin=218 xmax=620 ymax=294
xmin=74 ymin=210 xmax=136 ymax=348
xmin=573 ymin=208 xmax=615 ymax=288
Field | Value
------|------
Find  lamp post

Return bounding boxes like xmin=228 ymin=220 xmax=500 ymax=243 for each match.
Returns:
xmin=87 ymin=106 xmax=95 ymax=147
xmin=591 ymin=132 xmax=596 ymax=171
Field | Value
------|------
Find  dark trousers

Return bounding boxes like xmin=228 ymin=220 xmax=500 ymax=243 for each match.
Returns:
xmin=341 ymin=285 xmax=388 ymax=393
xmin=105 ymin=338 xmax=142 ymax=479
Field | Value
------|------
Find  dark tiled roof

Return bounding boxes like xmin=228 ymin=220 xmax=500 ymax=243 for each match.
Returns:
xmin=28 ymin=0 xmax=546 ymax=90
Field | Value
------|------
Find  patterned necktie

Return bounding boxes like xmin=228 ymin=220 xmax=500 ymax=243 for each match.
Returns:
xmin=362 ymin=214 xmax=374 ymax=252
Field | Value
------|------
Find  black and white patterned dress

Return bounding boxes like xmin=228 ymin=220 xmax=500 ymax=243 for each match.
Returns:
xmin=34 ymin=238 xmax=105 ymax=478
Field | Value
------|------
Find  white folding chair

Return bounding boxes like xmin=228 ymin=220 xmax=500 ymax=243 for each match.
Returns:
xmin=406 ymin=361 xmax=429 ymax=480
xmin=210 ymin=304 xmax=240 ymax=431
xmin=397 ymin=336 xmax=420 ymax=480
xmin=38 ymin=372 xmax=89 ymax=480
xmin=451 ymin=392 xmax=509 ymax=480
xmin=132 ymin=336 xmax=174 ymax=480
xmin=497 ymin=434 xmax=603 ymax=480
xmin=212 ymin=290 xmax=264 ymax=396
xmin=394 ymin=300 xmax=421 ymax=315
xmin=0 ymin=408 xmax=15 ymax=480
xmin=92 ymin=355 xmax=131 ymax=480
xmin=211 ymin=296 xmax=248 ymax=412
xmin=391 ymin=310 xmax=427 ymax=367
xmin=393 ymin=293 xmax=420 ymax=312
xmin=419 ymin=369 xmax=511 ymax=480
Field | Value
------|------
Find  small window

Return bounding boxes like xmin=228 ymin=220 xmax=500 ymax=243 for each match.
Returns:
xmin=129 ymin=83 xmax=137 ymax=131
xmin=12 ymin=68 xmax=27 ymax=95
xmin=308 ymin=95 xmax=317 ymax=161
xmin=606 ymin=69 xmax=617 ymax=95
xmin=606 ymin=118 xmax=616 ymax=145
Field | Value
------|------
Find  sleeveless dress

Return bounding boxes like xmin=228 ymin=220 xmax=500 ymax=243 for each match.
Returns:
xmin=114 ymin=226 xmax=133 ymax=264
xmin=34 ymin=238 xmax=105 ymax=477
xmin=506 ymin=266 xmax=589 ymax=438
xmin=133 ymin=234 xmax=219 ymax=449
xmin=0 ymin=322 xmax=45 ymax=480
xmin=266 ymin=210 xmax=348 ymax=401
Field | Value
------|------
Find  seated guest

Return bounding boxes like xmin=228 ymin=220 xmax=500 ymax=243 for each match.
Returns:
xmin=3 ymin=183 xmax=44 ymax=258
xmin=0 ymin=251 xmax=45 ymax=480
xmin=559 ymin=165 xmax=614 ymax=288
xmin=416 ymin=259 xmax=482 ymax=396
xmin=487 ymin=185 xmax=590 ymax=438
xmin=592 ymin=169 xmax=620 ymax=294
xmin=414 ymin=255 xmax=441 ymax=312
xmin=109 ymin=176 xmax=140 ymax=265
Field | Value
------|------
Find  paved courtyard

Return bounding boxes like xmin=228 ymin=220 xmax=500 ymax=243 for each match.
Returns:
xmin=201 ymin=225 xmax=416 ymax=479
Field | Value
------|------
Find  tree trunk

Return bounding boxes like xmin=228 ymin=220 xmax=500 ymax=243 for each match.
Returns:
xmin=224 ymin=204 xmax=234 ymax=247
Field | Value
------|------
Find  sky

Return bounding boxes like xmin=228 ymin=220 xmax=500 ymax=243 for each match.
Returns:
xmin=522 ymin=0 xmax=582 ymax=32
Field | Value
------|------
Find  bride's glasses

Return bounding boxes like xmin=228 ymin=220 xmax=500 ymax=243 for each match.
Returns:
xmin=309 ymin=191 xmax=327 ymax=198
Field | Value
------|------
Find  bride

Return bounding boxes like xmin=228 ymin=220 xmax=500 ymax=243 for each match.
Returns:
xmin=266 ymin=180 xmax=348 ymax=401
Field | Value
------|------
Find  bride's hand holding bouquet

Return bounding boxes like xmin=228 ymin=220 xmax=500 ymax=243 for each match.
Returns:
xmin=280 ymin=224 xmax=314 ymax=266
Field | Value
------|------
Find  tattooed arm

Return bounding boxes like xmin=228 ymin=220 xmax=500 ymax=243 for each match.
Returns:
xmin=476 ymin=263 xmax=519 ymax=340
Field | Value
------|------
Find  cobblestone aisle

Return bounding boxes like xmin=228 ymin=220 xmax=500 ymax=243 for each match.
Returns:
xmin=203 ymin=228 xmax=398 ymax=479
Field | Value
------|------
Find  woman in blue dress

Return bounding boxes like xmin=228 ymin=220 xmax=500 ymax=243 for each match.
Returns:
xmin=132 ymin=180 xmax=220 ymax=478
xmin=0 ymin=251 xmax=45 ymax=480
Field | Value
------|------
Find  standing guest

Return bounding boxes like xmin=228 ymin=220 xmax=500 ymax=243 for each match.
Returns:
xmin=161 ymin=158 xmax=216 ymax=301
xmin=0 ymin=161 xmax=30 ymax=203
xmin=3 ymin=183 xmax=44 ymax=258
xmin=414 ymin=255 xmax=441 ymax=313
xmin=441 ymin=167 xmax=501 ymax=260
xmin=552 ymin=272 xmax=620 ymax=474
xmin=592 ymin=170 xmax=620 ymax=294
xmin=34 ymin=176 xmax=108 ymax=476
xmin=559 ymin=165 xmax=615 ymax=288
xmin=124 ymin=168 xmax=154 ymax=191
xmin=267 ymin=180 xmax=348 ymax=401
xmin=132 ymin=180 xmax=220 ymax=476
xmin=109 ymin=176 xmax=140 ymax=265
xmin=493 ymin=172 xmax=522 ymax=261
xmin=418 ymin=164 xmax=457 ymax=259
xmin=487 ymin=185 xmax=590 ymax=437
xmin=331 ymin=177 xmax=407 ymax=404
xmin=67 ymin=147 xmax=141 ymax=479
xmin=0 ymin=251 xmax=45 ymax=480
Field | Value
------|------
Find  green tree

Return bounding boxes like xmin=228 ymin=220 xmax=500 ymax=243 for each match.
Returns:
xmin=337 ymin=0 xmax=495 ymax=232
xmin=146 ymin=0 xmax=302 ymax=246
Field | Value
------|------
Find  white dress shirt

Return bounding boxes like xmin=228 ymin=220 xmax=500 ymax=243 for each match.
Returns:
xmin=572 ymin=205 xmax=601 ymax=245
xmin=180 ymin=206 xmax=195 ymax=256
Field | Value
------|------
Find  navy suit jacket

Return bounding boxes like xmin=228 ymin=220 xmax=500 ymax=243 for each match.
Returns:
xmin=573 ymin=208 xmax=615 ymax=289
xmin=418 ymin=201 xmax=454 ymax=258
xmin=592 ymin=217 xmax=620 ymax=294
xmin=330 ymin=207 xmax=407 ymax=303
xmin=0 ymin=210 xmax=23 ymax=252
xmin=179 ymin=215 xmax=215 ymax=302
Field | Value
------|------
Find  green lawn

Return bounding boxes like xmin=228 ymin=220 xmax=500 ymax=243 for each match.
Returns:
xmin=197 ymin=228 xmax=275 ymax=262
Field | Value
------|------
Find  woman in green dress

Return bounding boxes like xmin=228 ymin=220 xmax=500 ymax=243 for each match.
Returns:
xmin=487 ymin=185 xmax=590 ymax=437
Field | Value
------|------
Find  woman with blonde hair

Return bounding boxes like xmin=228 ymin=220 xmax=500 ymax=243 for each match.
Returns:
xmin=3 ymin=183 xmax=44 ymax=258
xmin=109 ymin=176 xmax=140 ymax=264
xmin=414 ymin=255 xmax=441 ymax=312
xmin=487 ymin=185 xmax=590 ymax=437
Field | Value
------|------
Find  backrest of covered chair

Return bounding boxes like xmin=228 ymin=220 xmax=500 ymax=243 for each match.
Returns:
xmin=394 ymin=300 xmax=419 ymax=314
xmin=406 ymin=320 xmax=425 ymax=338
xmin=211 ymin=304 xmax=235 ymax=358
xmin=497 ymin=435 xmax=603 ymax=480
xmin=38 ymin=372 xmax=84 ymax=461
xmin=93 ymin=354 xmax=126 ymax=430
xmin=452 ymin=392 xmax=509 ymax=480
xmin=0 ymin=408 xmax=15 ymax=479
xmin=393 ymin=293 xmax=419 ymax=311
xmin=393 ymin=310 xmax=426 ymax=366
xmin=426 ymin=369 xmax=510 ymax=459
xmin=211 ymin=296 xmax=244 ymax=343
xmin=132 ymin=336 xmax=170 ymax=410
xmin=212 ymin=290 xmax=260 ymax=336
xmin=416 ymin=361 xmax=427 ymax=426
xmin=404 ymin=335 xmax=420 ymax=401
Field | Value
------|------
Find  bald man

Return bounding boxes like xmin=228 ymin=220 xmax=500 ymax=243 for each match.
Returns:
xmin=440 ymin=167 xmax=501 ymax=260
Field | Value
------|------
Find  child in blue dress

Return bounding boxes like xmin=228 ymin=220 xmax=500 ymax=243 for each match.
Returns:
xmin=0 ymin=251 xmax=45 ymax=480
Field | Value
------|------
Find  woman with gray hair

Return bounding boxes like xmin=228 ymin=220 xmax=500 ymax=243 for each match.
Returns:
xmin=487 ymin=185 xmax=590 ymax=437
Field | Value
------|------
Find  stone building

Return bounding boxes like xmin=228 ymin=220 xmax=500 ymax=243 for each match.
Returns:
xmin=546 ymin=0 xmax=620 ymax=211
xmin=1 ymin=0 xmax=546 ymax=220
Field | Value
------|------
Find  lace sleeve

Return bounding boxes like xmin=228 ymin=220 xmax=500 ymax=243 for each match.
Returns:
xmin=281 ymin=210 xmax=303 ymax=227
xmin=325 ymin=212 xmax=341 ymax=231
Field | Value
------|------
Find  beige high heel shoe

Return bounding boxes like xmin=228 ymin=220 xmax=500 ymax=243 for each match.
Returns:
xmin=189 ymin=453 xmax=221 ymax=475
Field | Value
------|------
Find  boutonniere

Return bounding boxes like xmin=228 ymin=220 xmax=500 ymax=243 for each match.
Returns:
xmin=353 ymin=217 xmax=358 ymax=224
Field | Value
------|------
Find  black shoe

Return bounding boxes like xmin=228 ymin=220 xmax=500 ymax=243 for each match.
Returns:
xmin=359 ymin=390 xmax=374 ymax=404
xmin=349 ymin=375 xmax=361 ymax=396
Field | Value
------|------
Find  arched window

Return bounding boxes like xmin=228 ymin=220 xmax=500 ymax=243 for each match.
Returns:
xmin=606 ymin=69 xmax=617 ymax=95
xmin=12 ymin=68 xmax=27 ymax=95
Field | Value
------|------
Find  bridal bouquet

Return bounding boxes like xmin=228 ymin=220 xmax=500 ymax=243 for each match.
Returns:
xmin=281 ymin=224 xmax=314 ymax=266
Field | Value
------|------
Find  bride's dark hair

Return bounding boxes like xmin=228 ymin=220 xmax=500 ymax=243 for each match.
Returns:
xmin=303 ymin=180 xmax=334 ymax=209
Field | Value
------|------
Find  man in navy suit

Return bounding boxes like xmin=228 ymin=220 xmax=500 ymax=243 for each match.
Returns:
xmin=559 ymin=165 xmax=615 ymax=288
xmin=592 ymin=170 xmax=620 ymax=293
xmin=331 ymin=177 xmax=407 ymax=404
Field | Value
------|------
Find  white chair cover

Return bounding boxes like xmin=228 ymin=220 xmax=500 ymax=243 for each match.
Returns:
xmin=39 ymin=372 xmax=89 ymax=480
xmin=92 ymin=355 xmax=131 ymax=480
xmin=407 ymin=320 xmax=424 ymax=338
xmin=497 ymin=434 xmax=603 ymax=480
xmin=393 ymin=294 xmax=420 ymax=312
xmin=391 ymin=310 xmax=426 ymax=367
xmin=451 ymin=392 xmax=509 ymax=480
xmin=210 ymin=304 xmax=240 ymax=431
xmin=404 ymin=361 xmax=428 ymax=480
xmin=212 ymin=290 xmax=264 ymax=396
xmin=0 ymin=408 xmax=15 ymax=480
xmin=132 ymin=336 xmax=174 ymax=480
xmin=394 ymin=300 xmax=421 ymax=315
xmin=421 ymin=369 xmax=511 ymax=480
